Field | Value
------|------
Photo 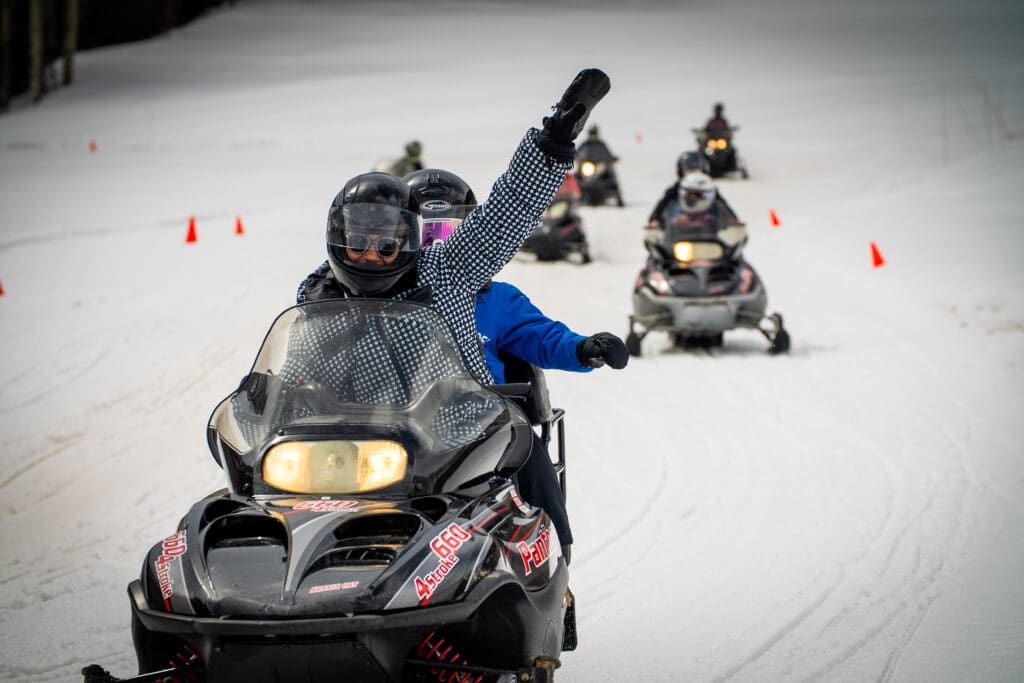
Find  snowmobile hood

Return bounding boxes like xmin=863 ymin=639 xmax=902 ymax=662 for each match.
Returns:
xmin=141 ymin=484 xmax=562 ymax=621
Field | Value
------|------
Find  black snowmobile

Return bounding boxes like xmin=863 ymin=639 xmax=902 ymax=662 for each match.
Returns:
xmin=521 ymin=175 xmax=591 ymax=264
xmin=84 ymin=298 xmax=575 ymax=683
xmin=573 ymin=140 xmax=624 ymax=207
xmin=626 ymin=203 xmax=788 ymax=355
xmin=692 ymin=126 xmax=749 ymax=179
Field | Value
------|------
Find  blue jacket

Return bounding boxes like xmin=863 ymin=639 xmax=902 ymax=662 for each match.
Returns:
xmin=476 ymin=281 xmax=591 ymax=384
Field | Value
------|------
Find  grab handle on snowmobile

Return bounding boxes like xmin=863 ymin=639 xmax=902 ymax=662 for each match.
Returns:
xmin=491 ymin=382 xmax=532 ymax=398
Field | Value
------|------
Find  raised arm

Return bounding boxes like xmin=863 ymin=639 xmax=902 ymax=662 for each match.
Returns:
xmin=435 ymin=69 xmax=611 ymax=291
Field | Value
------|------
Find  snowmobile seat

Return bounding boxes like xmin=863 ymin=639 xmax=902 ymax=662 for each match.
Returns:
xmin=497 ymin=351 xmax=554 ymax=426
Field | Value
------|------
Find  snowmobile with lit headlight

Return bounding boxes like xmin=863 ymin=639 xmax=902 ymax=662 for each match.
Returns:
xmin=692 ymin=126 xmax=749 ymax=179
xmin=83 ymin=298 xmax=575 ymax=683
xmin=626 ymin=202 xmax=788 ymax=355
xmin=521 ymin=173 xmax=591 ymax=264
xmin=573 ymin=139 xmax=624 ymax=207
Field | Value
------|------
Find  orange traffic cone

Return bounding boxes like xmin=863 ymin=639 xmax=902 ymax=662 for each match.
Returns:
xmin=235 ymin=216 xmax=245 ymax=236
xmin=185 ymin=216 xmax=197 ymax=244
xmin=769 ymin=209 xmax=781 ymax=227
xmin=870 ymin=241 xmax=885 ymax=268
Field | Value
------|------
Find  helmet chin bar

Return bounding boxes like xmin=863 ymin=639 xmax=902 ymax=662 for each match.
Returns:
xmin=327 ymin=248 xmax=416 ymax=297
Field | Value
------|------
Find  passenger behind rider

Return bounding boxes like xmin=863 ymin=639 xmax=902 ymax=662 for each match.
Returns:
xmin=405 ymin=167 xmax=629 ymax=562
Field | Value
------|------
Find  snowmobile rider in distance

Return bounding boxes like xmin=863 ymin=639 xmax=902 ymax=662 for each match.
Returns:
xmin=404 ymin=167 xmax=630 ymax=561
xmin=575 ymin=124 xmax=618 ymax=163
xmin=705 ymin=102 xmax=731 ymax=137
xmin=644 ymin=171 xmax=743 ymax=246
xmin=385 ymin=139 xmax=424 ymax=177
xmin=646 ymin=163 xmax=744 ymax=240
xmin=295 ymin=68 xmax=612 ymax=391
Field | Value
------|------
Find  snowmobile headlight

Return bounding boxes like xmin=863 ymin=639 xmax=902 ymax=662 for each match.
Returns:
xmin=673 ymin=241 xmax=694 ymax=262
xmin=262 ymin=439 xmax=408 ymax=494
xmin=580 ymin=161 xmax=596 ymax=177
xmin=673 ymin=241 xmax=724 ymax=263
xmin=710 ymin=138 xmax=728 ymax=150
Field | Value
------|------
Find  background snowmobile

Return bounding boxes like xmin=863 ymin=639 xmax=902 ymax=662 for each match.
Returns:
xmin=573 ymin=141 xmax=624 ymax=207
xmin=84 ymin=299 xmax=575 ymax=683
xmin=692 ymin=126 xmax=749 ymax=179
xmin=626 ymin=204 xmax=788 ymax=355
xmin=521 ymin=173 xmax=592 ymax=264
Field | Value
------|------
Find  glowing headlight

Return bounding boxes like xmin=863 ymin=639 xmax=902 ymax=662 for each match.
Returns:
xmin=580 ymin=161 xmax=596 ymax=176
xmin=673 ymin=242 xmax=695 ymax=262
xmin=263 ymin=439 xmax=407 ymax=493
xmin=713 ymin=138 xmax=728 ymax=150
xmin=674 ymin=241 xmax=724 ymax=263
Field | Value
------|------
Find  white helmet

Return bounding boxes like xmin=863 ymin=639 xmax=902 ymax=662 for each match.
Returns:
xmin=678 ymin=172 xmax=717 ymax=213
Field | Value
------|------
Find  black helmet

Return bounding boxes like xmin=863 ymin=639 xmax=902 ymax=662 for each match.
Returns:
xmin=403 ymin=169 xmax=478 ymax=247
xmin=676 ymin=150 xmax=710 ymax=179
xmin=326 ymin=172 xmax=421 ymax=296
xmin=404 ymin=140 xmax=422 ymax=157
xmin=713 ymin=102 xmax=724 ymax=116
xmin=588 ymin=124 xmax=600 ymax=138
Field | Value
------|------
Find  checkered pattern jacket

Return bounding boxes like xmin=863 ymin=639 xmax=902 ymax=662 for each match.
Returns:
xmin=296 ymin=128 xmax=571 ymax=384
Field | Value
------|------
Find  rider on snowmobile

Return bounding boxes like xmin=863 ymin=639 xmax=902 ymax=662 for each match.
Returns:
xmin=645 ymin=170 xmax=744 ymax=245
xmin=295 ymin=69 xmax=612 ymax=387
xmin=575 ymin=123 xmax=617 ymax=163
xmin=403 ymin=167 xmax=629 ymax=560
xmin=704 ymin=102 xmax=731 ymax=136
xmin=385 ymin=139 xmax=424 ymax=177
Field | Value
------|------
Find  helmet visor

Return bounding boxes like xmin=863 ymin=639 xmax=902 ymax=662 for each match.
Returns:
xmin=422 ymin=218 xmax=462 ymax=247
xmin=680 ymin=187 xmax=716 ymax=208
xmin=327 ymin=202 xmax=421 ymax=254
xmin=419 ymin=199 xmax=477 ymax=222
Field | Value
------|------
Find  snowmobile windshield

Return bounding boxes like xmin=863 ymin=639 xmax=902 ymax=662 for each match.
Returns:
xmin=660 ymin=202 xmax=727 ymax=241
xmin=575 ymin=140 xmax=615 ymax=163
xmin=209 ymin=299 xmax=526 ymax=495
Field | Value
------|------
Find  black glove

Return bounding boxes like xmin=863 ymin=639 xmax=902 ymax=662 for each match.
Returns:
xmin=576 ymin=332 xmax=629 ymax=369
xmin=537 ymin=68 xmax=611 ymax=163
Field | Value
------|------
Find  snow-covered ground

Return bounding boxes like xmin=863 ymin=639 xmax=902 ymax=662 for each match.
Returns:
xmin=1 ymin=0 xmax=1023 ymax=680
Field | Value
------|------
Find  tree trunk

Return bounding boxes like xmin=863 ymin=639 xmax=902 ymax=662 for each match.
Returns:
xmin=62 ymin=0 xmax=77 ymax=86
xmin=162 ymin=0 xmax=176 ymax=33
xmin=29 ymin=0 xmax=44 ymax=103
xmin=0 ymin=0 xmax=10 ymax=111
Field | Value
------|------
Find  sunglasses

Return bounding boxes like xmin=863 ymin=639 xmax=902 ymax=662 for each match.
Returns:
xmin=345 ymin=234 xmax=404 ymax=258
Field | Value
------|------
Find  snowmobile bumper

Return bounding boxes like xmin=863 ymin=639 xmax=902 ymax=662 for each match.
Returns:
xmin=130 ymin=576 xmax=511 ymax=637
xmin=129 ymin=563 xmax=569 ymax=682
xmin=631 ymin=284 xmax=767 ymax=335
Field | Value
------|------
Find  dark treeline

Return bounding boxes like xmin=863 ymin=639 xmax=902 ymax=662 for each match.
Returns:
xmin=0 ymin=0 xmax=235 ymax=111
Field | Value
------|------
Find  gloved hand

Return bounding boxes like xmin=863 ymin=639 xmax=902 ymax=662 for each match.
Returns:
xmin=537 ymin=68 xmax=611 ymax=163
xmin=576 ymin=332 xmax=629 ymax=369
xmin=643 ymin=226 xmax=664 ymax=246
